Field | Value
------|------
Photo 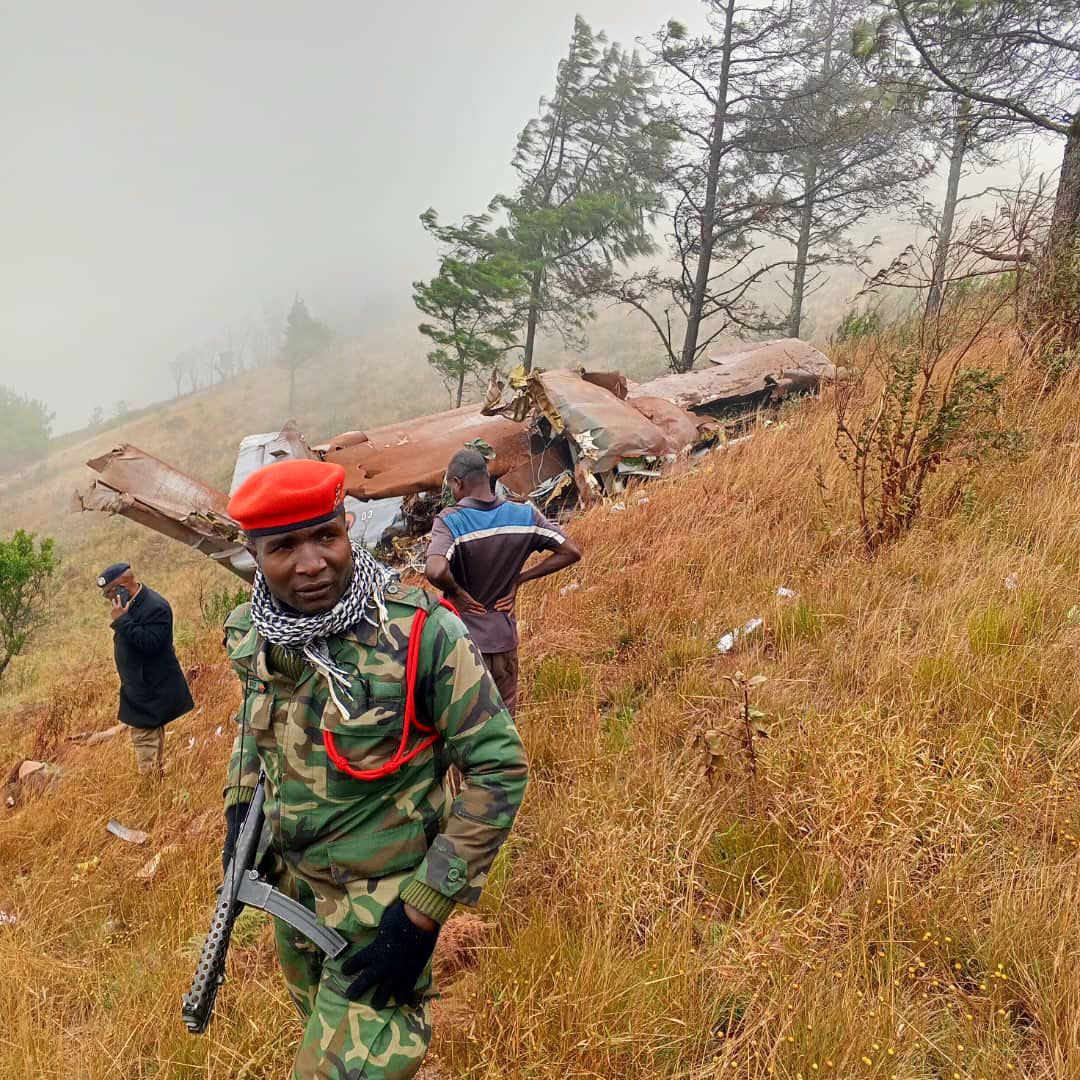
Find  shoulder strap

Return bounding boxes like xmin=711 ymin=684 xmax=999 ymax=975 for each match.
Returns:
xmin=405 ymin=598 xmax=458 ymax=735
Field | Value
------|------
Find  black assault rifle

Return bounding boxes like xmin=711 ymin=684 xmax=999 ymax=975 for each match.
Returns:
xmin=181 ymin=774 xmax=348 ymax=1034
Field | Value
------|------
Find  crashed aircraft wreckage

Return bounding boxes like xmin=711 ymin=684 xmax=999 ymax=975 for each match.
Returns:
xmin=74 ymin=339 xmax=836 ymax=578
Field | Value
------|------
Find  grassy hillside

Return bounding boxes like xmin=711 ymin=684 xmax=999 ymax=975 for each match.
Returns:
xmin=1 ymin=320 xmax=1077 ymax=1078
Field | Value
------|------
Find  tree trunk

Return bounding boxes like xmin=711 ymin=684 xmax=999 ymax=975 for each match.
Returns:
xmin=926 ymin=98 xmax=971 ymax=315
xmin=288 ymin=361 xmax=296 ymax=419
xmin=787 ymin=1 xmax=837 ymax=339
xmin=679 ymin=0 xmax=735 ymax=373
xmin=522 ymin=267 xmax=543 ymax=373
xmin=1049 ymin=114 xmax=1080 ymax=254
xmin=787 ymin=156 xmax=819 ymax=338
xmin=455 ymin=368 xmax=465 ymax=409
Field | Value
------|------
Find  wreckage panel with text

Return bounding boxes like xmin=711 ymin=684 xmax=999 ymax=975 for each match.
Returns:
xmin=73 ymin=339 xmax=835 ymax=574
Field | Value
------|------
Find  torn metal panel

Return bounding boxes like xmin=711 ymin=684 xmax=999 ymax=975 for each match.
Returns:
xmin=85 ymin=443 xmax=232 ymax=520
xmin=321 ymin=406 xmax=532 ymax=500
xmin=500 ymin=436 xmax=572 ymax=500
xmin=345 ymin=495 xmax=406 ymax=551
xmin=74 ymin=480 xmax=240 ymax=556
xmin=580 ymin=370 xmax=629 ymax=400
xmin=524 ymin=369 xmax=683 ymax=472
xmin=526 ymin=469 xmax=576 ymax=512
xmin=74 ymin=445 xmax=247 ymax=571
xmin=624 ymin=395 xmax=703 ymax=453
xmin=632 ymin=339 xmax=836 ymax=413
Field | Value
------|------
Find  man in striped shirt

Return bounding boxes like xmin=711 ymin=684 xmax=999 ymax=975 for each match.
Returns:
xmin=425 ymin=448 xmax=582 ymax=714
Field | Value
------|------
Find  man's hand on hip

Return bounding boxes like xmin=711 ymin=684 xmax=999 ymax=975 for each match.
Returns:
xmin=448 ymin=587 xmax=486 ymax=616
xmin=492 ymin=584 xmax=518 ymax=614
xmin=342 ymin=899 xmax=440 ymax=1009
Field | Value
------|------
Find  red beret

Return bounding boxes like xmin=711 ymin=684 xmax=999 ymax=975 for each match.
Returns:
xmin=228 ymin=459 xmax=347 ymax=537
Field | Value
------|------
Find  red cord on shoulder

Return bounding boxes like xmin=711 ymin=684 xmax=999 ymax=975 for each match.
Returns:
xmin=323 ymin=598 xmax=456 ymax=781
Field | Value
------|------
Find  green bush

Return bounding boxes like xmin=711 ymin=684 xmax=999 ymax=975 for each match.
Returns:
xmin=199 ymin=582 xmax=251 ymax=628
xmin=831 ymin=306 xmax=882 ymax=344
xmin=0 ymin=530 xmax=58 ymax=680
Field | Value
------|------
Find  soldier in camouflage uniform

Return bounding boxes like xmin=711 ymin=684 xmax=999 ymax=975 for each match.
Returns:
xmin=221 ymin=459 xmax=528 ymax=1080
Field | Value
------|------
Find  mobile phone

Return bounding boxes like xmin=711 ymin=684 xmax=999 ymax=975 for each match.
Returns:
xmin=115 ymin=586 xmax=131 ymax=606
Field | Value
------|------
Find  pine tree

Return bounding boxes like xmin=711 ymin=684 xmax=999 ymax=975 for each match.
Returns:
xmin=282 ymin=296 xmax=332 ymax=419
xmin=764 ymin=0 xmax=934 ymax=337
xmin=413 ymin=212 xmax=528 ymax=407
xmin=610 ymin=1 xmax=813 ymax=371
xmin=496 ymin=16 xmax=673 ymax=370
xmin=889 ymin=0 xmax=1079 ymax=252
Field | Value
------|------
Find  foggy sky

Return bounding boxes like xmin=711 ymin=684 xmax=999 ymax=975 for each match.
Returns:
xmin=1 ymin=0 xmax=674 ymax=432
xmin=0 ymin=2 xmax=1062 ymax=435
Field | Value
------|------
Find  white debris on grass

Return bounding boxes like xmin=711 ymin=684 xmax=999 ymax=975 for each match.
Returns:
xmin=717 ymin=617 xmax=764 ymax=654
xmin=106 ymin=821 xmax=149 ymax=845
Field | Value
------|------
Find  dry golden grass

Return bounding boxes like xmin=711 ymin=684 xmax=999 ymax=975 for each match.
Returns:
xmin=0 ymin=324 xmax=1078 ymax=1078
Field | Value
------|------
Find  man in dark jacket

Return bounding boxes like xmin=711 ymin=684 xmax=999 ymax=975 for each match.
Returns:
xmin=98 ymin=563 xmax=193 ymax=777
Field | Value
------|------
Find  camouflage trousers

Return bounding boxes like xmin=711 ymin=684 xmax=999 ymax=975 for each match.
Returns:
xmin=275 ymin=918 xmax=432 ymax=1080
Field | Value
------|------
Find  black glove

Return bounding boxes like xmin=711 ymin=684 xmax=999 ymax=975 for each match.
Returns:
xmin=221 ymin=802 xmax=248 ymax=876
xmin=342 ymin=899 xmax=439 ymax=1009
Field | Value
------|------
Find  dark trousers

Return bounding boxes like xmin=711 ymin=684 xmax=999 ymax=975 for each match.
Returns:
xmin=481 ymin=648 xmax=519 ymax=716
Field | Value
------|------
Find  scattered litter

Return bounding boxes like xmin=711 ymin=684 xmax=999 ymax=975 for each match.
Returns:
xmin=68 ymin=723 xmax=125 ymax=746
xmin=776 ymin=586 xmax=797 ymax=599
xmin=186 ymin=737 xmax=196 ymax=751
xmin=214 ymin=725 xmax=223 ymax=737
xmin=73 ymin=856 xmax=100 ymax=880
xmin=135 ymin=845 xmax=177 ymax=882
xmin=559 ymin=582 xmax=581 ymax=597
xmin=5 ymin=760 xmax=63 ymax=807
xmin=1004 ymin=573 xmax=1020 ymax=592
xmin=0 ymin=911 xmax=17 ymax=926
xmin=610 ymin=501 xmax=626 ymax=512
xmin=185 ymin=810 xmax=216 ymax=838
xmin=635 ymin=496 xmax=650 ymax=506
xmin=17 ymin=760 xmax=63 ymax=782
xmin=106 ymin=820 xmax=149 ymax=845
xmin=1067 ymin=605 xmax=1079 ymax=625
xmin=717 ymin=617 xmax=764 ymax=654
xmin=136 ymin=853 xmax=163 ymax=880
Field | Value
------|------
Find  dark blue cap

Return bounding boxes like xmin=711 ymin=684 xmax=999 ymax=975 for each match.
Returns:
xmin=96 ymin=563 xmax=130 ymax=588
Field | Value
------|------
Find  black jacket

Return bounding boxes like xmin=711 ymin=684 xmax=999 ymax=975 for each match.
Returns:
xmin=111 ymin=586 xmax=194 ymax=729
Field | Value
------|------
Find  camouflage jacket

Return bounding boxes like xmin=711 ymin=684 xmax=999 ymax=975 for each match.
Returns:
xmin=222 ymin=583 xmax=527 ymax=933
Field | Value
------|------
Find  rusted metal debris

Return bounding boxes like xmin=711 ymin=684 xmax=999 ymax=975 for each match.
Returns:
xmin=74 ymin=340 xmax=835 ymax=573
xmin=633 ymin=338 xmax=837 ymax=412
xmin=72 ymin=443 xmax=250 ymax=574
xmin=319 ymin=407 xmax=534 ymax=499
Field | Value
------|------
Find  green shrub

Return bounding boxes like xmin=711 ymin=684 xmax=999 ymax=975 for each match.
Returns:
xmin=199 ymin=582 xmax=251 ymax=628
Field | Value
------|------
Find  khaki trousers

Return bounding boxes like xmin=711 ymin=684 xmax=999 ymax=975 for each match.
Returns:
xmin=128 ymin=725 xmax=164 ymax=777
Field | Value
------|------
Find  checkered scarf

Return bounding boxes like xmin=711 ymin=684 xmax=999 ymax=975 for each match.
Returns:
xmin=250 ymin=541 xmax=394 ymax=690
